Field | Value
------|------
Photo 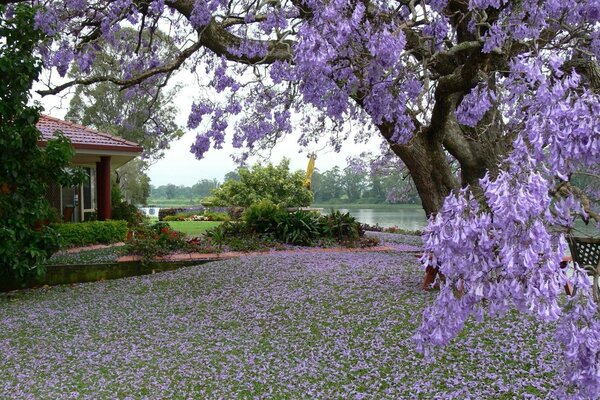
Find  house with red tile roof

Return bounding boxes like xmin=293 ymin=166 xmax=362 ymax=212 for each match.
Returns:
xmin=37 ymin=115 xmax=143 ymax=222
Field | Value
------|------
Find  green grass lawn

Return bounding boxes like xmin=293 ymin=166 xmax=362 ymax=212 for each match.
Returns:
xmin=166 ymin=220 xmax=222 ymax=236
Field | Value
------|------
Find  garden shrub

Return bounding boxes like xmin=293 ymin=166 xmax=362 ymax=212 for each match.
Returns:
xmin=205 ymin=221 xmax=282 ymax=252
xmin=112 ymin=199 xmax=145 ymax=226
xmin=158 ymin=207 xmax=203 ymax=220
xmin=274 ymin=210 xmax=323 ymax=246
xmin=235 ymin=204 xmax=368 ymax=247
xmin=162 ymin=211 xmax=231 ymax=222
xmin=227 ymin=206 xmax=245 ymax=221
xmin=202 ymin=211 xmax=230 ymax=221
xmin=125 ymin=222 xmax=192 ymax=264
xmin=204 ymin=223 xmax=228 ymax=251
xmin=51 ymin=220 xmax=128 ymax=248
xmin=243 ymin=199 xmax=287 ymax=234
xmin=322 ymin=210 xmax=361 ymax=240
xmin=111 ymin=184 xmax=145 ymax=226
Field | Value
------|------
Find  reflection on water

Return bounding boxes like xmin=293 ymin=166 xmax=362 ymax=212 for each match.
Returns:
xmin=322 ymin=208 xmax=428 ymax=231
xmin=321 ymin=208 xmax=599 ymax=237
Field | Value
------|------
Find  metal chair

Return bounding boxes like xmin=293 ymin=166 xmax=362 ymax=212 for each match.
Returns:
xmin=567 ymin=236 xmax=600 ymax=301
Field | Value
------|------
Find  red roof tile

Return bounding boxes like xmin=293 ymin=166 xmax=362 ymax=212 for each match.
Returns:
xmin=37 ymin=115 xmax=143 ymax=153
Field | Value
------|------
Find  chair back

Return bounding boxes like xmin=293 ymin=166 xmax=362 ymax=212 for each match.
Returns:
xmin=568 ymin=236 xmax=600 ymax=273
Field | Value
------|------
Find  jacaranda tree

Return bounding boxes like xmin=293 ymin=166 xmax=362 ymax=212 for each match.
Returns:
xmin=5 ymin=0 xmax=600 ymax=397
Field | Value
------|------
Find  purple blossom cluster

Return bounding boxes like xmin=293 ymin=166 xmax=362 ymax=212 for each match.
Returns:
xmin=0 ymin=248 xmax=564 ymax=398
xmin=418 ymin=50 xmax=600 ymax=400
xmin=455 ymin=84 xmax=496 ymax=127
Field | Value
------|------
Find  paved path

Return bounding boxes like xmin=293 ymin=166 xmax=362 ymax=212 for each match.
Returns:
xmin=116 ymin=245 xmax=422 ymax=263
xmin=62 ymin=242 xmax=126 ymax=254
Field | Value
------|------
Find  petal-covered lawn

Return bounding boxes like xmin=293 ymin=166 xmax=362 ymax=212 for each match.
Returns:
xmin=1 ymin=247 xmax=562 ymax=399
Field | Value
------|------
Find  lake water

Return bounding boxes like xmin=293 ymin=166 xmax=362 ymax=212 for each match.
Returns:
xmin=321 ymin=207 xmax=428 ymax=231
xmin=320 ymin=207 xmax=599 ymax=236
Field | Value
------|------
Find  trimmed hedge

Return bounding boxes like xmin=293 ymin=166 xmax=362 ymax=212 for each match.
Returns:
xmin=158 ymin=207 xmax=205 ymax=221
xmin=51 ymin=220 xmax=129 ymax=248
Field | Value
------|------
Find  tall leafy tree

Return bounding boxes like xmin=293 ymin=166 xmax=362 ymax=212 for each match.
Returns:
xmin=65 ymin=27 xmax=183 ymax=205
xmin=15 ymin=0 xmax=600 ymax=394
xmin=210 ymin=159 xmax=312 ymax=207
xmin=0 ymin=5 xmax=79 ymax=282
xmin=164 ymin=184 xmax=177 ymax=200
xmin=192 ymin=179 xmax=219 ymax=199
xmin=115 ymin=159 xmax=151 ymax=205
xmin=314 ymin=167 xmax=344 ymax=202
xmin=342 ymin=165 xmax=366 ymax=202
xmin=64 ymin=28 xmax=184 ymax=164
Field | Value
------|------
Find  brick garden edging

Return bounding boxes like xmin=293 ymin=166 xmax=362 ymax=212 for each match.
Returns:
xmin=116 ymin=245 xmax=401 ymax=263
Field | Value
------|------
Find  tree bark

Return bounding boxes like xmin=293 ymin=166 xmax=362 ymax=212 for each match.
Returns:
xmin=377 ymin=123 xmax=459 ymax=218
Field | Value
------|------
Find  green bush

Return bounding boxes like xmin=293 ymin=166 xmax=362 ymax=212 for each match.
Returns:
xmin=243 ymin=199 xmax=287 ymax=234
xmin=112 ymin=200 xmax=145 ymax=226
xmin=227 ymin=206 xmax=245 ymax=221
xmin=322 ymin=210 xmax=361 ymax=240
xmin=163 ymin=215 xmax=179 ymax=222
xmin=111 ymin=185 xmax=145 ymax=226
xmin=158 ymin=207 xmax=205 ymax=221
xmin=274 ymin=211 xmax=323 ymax=246
xmin=205 ymin=221 xmax=282 ymax=252
xmin=203 ymin=211 xmax=230 ymax=221
xmin=211 ymin=159 xmax=313 ymax=207
xmin=51 ymin=220 xmax=129 ymax=248
xmin=125 ymin=222 xmax=192 ymax=264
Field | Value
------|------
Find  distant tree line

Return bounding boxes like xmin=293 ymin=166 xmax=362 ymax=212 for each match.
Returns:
xmin=150 ymin=179 xmax=220 ymax=201
xmin=310 ymin=166 xmax=419 ymax=204
xmin=150 ymin=164 xmax=420 ymax=205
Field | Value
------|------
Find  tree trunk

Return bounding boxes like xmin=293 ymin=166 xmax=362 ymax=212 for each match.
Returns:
xmin=378 ymin=124 xmax=459 ymax=218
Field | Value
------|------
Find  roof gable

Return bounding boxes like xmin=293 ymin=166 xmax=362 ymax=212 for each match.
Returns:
xmin=37 ymin=115 xmax=143 ymax=153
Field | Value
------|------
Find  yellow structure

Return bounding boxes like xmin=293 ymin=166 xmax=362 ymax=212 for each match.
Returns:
xmin=303 ymin=152 xmax=317 ymax=190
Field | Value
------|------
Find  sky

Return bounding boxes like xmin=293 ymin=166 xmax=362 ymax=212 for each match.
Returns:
xmin=36 ymin=73 xmax=381 ymax=187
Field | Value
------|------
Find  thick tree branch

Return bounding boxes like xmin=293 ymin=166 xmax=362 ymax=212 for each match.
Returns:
xmin=37 ymin=39 xmax=202 ymax=96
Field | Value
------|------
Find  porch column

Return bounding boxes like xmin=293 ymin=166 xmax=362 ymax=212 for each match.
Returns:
xmin=96 ymin=156 xmax=112 ymax=220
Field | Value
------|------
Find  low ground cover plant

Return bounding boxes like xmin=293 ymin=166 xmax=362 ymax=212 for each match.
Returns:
xmin=45 ymin=246 xmax=125 ymax=265
xmin=0 ymin=250 xmax=564 ymax=398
